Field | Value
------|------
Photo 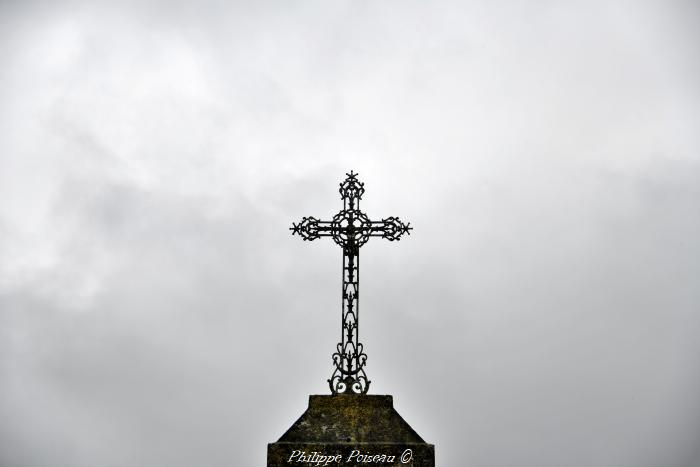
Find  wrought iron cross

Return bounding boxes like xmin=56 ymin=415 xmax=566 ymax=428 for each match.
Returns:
xmin=291 ymin=171 xmax=412 ymax=395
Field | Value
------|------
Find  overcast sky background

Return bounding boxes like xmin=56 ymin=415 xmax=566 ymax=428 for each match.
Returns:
xmin=1 ymin=1 xmax=699 ymax=466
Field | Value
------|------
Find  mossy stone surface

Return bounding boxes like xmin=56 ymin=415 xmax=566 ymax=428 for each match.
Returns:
xmin=268 ymin=395 xmax=434 ymax=466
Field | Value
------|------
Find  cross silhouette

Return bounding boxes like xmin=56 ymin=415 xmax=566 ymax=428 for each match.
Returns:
xmin=291 ymin=171 xmax=412 ymax=394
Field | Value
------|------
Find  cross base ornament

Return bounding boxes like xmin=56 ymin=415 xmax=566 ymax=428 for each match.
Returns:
xmin=291 ymin=171 xmax=412 ymax=394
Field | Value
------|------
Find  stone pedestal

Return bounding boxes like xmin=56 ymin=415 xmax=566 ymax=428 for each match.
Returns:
xmin=268 ymin=395 xmax=434 ymax=466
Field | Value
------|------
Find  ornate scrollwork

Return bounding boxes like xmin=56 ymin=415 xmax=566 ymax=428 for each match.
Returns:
xmin=290 ymin=172 xmax=411 ymax=395
xmin=330 ymin=209 xmax=372 ymax=249
xmin=339 ymin=170 xmax=365 ymax=204
xmin=378 ymin=216 xmax=412 ymax=241
xmin=328 ymin=367 xmax=370 ymax=395
xmin=290 ymin=216 xmax=320 ymax=241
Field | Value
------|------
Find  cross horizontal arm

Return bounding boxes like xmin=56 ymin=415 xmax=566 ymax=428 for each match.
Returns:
xmin=290 ymin=216 xmax=412 ymax=242
xmin=290 ymin=217 xmax=334 ymax=241
xmin=367 ymin=217 xmax=412 ymax=241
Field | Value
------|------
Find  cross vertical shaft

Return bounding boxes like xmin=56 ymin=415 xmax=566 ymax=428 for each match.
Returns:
xmin=291 ymin=171 xmax=412 ymax=394
xmin=333 ymin=238 xmax=366 ymax=393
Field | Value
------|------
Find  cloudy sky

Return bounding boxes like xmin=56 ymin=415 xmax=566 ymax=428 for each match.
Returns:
xmin=1 ymin=1 xmax=699 ymax=466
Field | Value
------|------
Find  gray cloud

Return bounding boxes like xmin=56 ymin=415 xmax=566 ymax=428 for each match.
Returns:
xmin=1 ymin=1 xmax=699 ymax=466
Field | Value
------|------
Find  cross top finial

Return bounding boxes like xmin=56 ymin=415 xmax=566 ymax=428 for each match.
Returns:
xmin=339 ymin=171 xmax=365 ymax=206
xmin=291 ymin=172 xmax=412 ymax=394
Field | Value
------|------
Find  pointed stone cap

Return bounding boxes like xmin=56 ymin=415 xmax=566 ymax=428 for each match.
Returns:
xmin=277 ymin=395 xmax=426 ymax=443
xmin=268 ymin=395 xmax=434 ymax=466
